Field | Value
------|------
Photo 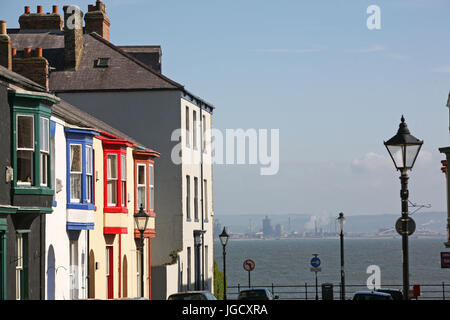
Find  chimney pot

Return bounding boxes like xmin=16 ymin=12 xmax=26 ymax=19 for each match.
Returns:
xmin=52 ymin=5 xmax=58 ymax=14
xmin=37 ymin=6 xmax=43 ymax=14
xmin=24 ymin=48 xmax=32 ymax=58
xmin=12 ymin=48 xmax=17 ymax=57
xmin=0 ymin=21 xmax=6 ymax=35
xmin=35 ymin=48 xmax=43 ymax=57
xmin=88 ymin=5 xmax=96 ymax=12
xmin=25 ymin=6 xmax=31 ymax=14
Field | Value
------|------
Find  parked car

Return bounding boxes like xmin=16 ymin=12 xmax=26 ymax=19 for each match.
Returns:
xmin=167 ymin=291 xmax=217 ymax=300
xmin=237 ymin=288 xmax=279 ymax=300
xmin=375 ymin=288 xmax=403 ymax=300
xmin=352 ymin=291 xmax=393 ymax=301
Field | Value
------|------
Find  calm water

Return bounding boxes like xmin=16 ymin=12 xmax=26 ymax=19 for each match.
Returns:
xmin=213 ymin=237 xmax=450 ymax=299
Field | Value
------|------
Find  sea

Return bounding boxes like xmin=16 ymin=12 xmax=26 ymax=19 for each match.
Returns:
xmin=213 ymin=237 xmax=450 ymax=299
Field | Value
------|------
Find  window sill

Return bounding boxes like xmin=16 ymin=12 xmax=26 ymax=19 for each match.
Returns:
xmin=187 ymin=218 xmax=192 ymax=222
xmin=68 ymin=203 xmax=96 ymax=211
xmin=13 ymin=186 xmax=54 ymax=196
xmin=104 ymin=206 xmax=128 ymax=214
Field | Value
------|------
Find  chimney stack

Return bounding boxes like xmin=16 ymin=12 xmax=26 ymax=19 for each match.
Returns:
xmin=63 ymin=5 xmax=84 ymax=71
xmin=19 ymin=5 xmax=63 ymax=30
xmin=0 ymin=20 xmax=12 ymax=70
xmin=12 ymin=47 xmax=49 ymax=89
xmin=84 ymin=1 xmax=110 ymax=41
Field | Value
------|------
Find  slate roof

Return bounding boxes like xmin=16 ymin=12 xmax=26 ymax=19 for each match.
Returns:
xmin=0 ymin=64 xmax=47 ymax=92
xmin=0 ymin=64 xmax=158 ymax=154
xmin=53 ymin=99 xmax=159 ymax=155
xmin=8 ymin=29 xmax=183 ymax=92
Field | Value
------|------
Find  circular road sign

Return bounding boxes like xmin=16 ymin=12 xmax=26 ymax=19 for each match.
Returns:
xmin=395 ymin=216 xmax=416 ymax=236
xmin=243 ymin=259 xmax=255 ymax=272
xmin=310 ymin=257 xmax=321 ymax=268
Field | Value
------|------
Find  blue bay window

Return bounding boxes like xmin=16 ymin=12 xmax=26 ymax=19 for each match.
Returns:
xmin=65 ymin=128 xmax=99 ymax=210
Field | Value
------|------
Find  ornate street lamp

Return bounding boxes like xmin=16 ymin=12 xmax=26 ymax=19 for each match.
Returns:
xmin=134 ymin=204 xmax=149 ymax=298
xmin=384 ymin=115 xmax=423 ymax=300
xmin=219 ymin=227 xmax=229 ymax=300
xmin=337 ymin=212 xmax=345 ymax=300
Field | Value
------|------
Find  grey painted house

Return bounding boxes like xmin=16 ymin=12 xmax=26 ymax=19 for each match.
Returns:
xmin=7 ymin=1 xmax=215 ymax=299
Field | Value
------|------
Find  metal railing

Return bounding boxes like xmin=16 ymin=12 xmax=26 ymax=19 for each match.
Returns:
xmin=227 ymin=282 xmax=450 ymax=300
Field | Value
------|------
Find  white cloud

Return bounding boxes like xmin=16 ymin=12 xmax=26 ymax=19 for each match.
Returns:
xmin=351 ymin=152 xmax=391 ymax=173
xmin=346 ymin=44 xmax=385 ymax=53
xmin=431 ymin=65 xmax=450 ymax=73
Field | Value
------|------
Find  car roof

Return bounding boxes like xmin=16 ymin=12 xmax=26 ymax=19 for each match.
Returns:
xmin=354 ymin=291 xmax=391 ymax=296
xmin=239 ymin=288 xmax=270 ymax=292
xmin=377 ymin=288 xmax=402 ymax=292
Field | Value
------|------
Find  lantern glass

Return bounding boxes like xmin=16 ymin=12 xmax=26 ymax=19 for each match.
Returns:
xmin=219 ymin=227 xmax=229 ymax=247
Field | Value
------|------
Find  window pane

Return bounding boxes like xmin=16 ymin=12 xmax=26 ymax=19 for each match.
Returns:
xmin=137 ymin=186 xmax=146 ymax=210
xmin=121 ymin=155 xmax=126 ymax=181
xmin=107 ymin=181 xmax=117 ymax=205
xmin=193 ymin=111 xmax=197 ymax=148
xmin=138 ymin=165 xmax=145 ymax=185
xmin=40 ymin=117 xmax=49 ymax=152
xmin=149 ymin=186 xmax=154 ymax=211
xmin=41 ymin=153 xmax=48 ymax=186
xmin=186 ymin=107 xmax=190 ymax=147
xmin=149 ymin=165 xmax=154 ymax=186
xmin=71 ymin=174 xmax=81 ymax=201
xmin=121 ymin=181 xmax=126 ymax=206
xmin=70 ymin=145 xmax=82 ymax=173
xmin=17 ymin=150 xmax=33 ymax=184
xmin=107 ymin=154 xmax=117 ymax=179
xmin=17 ymin=115 xmax=34 ymax=149
xmin=86 ymin=174 xmax=92 ymax=203
xmin=86 ymin=146 xmax=92 ymax=175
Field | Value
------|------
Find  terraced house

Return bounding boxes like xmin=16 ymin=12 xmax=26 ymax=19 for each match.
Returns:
xmin=4 ymin=1 xmax=216 ymax=299
xmin=0 ymin=16 xmax=159 ymax=299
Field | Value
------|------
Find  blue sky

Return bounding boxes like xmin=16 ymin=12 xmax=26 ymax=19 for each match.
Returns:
xmin=3 ymin=0 xmax=450 ymax=217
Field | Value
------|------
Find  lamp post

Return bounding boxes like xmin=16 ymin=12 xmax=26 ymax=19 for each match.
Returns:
xmin=337 ymin=212 xmax=345 ymax=300
xmin=219 ymin=227 xmax=229 ymax=300
xmin=384 ymin=115 xmax=423 ymax=300
xmin=134 ymin=204 xmax=150 ymax=298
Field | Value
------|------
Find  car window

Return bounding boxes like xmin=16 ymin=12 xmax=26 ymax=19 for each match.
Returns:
xmin=238 ymin=290 xmax=268 ymax=300
xmin=168 ymin=293 xmax=206 ymax=300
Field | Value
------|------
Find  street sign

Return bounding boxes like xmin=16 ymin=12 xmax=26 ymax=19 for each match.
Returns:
xmin=441 ymin=252 xmax=450 ymax=268
xmin=395 ymin=216 xmax=416 ymax=236
xmin=310 ymin=257 xmax=321 ymax=268
xmin=243 ymin=259 xmax=255 ymax=272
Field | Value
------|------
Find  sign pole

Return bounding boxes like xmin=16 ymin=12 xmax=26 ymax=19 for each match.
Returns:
xmin=315 ymin=271 xmax=318 ymax=300
xmin=248 ymin=271 xmax=251 ymax=288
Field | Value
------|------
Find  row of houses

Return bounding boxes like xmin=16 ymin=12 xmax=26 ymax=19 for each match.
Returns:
xmin=0 ymin=1 xmax=215 ymax=300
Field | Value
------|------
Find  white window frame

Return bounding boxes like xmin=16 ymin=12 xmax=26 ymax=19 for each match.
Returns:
xmin=70 ymin=144 xmax=83 ymax=203
xmin=185 ymin=106 xmax=190 ymax=148
xmin=193 ymin=110 xmax=197 ymax=150
xmin=86 ymin=145 xmax=93 ymax=203
xmin=136 ymin=163 xmax=147 ymax=210
xmin=40 ymin=117 xmax=49 ymax=187
xmin=121 ymin=154 xmax=126 ymax=207
xmin=149 ymin=164 xmax=154 ymax=211
xmin=16 ymin=114 xmax=35 ymax=186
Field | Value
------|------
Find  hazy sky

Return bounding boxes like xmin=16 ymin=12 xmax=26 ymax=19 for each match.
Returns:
xmin=3 ymin=0 xmax=450 ymax=217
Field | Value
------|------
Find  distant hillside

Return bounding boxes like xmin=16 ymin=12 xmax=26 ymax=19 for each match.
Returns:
xmin=215 ymin=212 xmax=447 ymax=235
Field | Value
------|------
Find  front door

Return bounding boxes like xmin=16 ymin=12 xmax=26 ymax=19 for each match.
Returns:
xmin=88 ymin=250 xmax=95 ymax=299
xmin=106 ymin=246 xmax=113 ymax=299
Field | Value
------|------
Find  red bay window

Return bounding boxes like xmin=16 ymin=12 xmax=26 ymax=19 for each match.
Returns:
xmin=101 ymin=135 xmax=132 ymax=213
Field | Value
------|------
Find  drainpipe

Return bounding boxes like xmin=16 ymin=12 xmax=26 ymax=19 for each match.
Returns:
xmin=200 ymin=106 xmax=205 ymax=290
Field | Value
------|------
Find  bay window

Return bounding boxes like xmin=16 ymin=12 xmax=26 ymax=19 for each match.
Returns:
xmin=65 ymin=128 xmax=98 ymax=209
xmin=137 ymin=164 xmax=146 ymax=210
xmin=16 ymin=115 xmax=34 ymax=185
xmin=70 ymin=144 xmax=82 ymax=202
xmin=103 ymin=142 xmax=128 ymax=213
xmin=133 ymin=150 xmax=157 ymax=215
xmin=40 ymin=117 xmax=49 ymax=186
xmin=107 ymin=154 xmax=118 ymax=206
